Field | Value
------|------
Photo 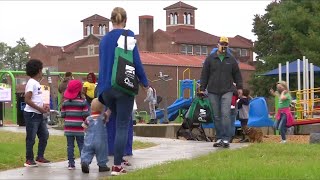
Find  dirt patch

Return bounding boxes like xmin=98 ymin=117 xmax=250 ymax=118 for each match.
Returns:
xmin=262 ymin=135 xmax=310 ymax=144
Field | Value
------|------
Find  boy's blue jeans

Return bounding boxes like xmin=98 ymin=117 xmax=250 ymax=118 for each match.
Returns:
xmin=66 ymin=136 xmax=84 ymax=165
xmin=208 ymin=92 xmax=233 ymax=142
xmin=24 ymin=111 xmax=49 ymax=161
xmin=101 ymin=88 xmax=134 ymax=166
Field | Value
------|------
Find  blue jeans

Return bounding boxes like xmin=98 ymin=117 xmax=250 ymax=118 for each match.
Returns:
xmin=274 ymin=113 xmax=287 ymax=140
xmin=66 ymin=135 xmax=84 ymax=165
xmin=24 ymin=111 xmax=49 ymax=161
xmin=101 ymin=88 xmax=134 ymax=165
xmin=81 ymin=116 xmax=108 ymax=167
xmin=208 ymin=92 xmax=233 ymax=141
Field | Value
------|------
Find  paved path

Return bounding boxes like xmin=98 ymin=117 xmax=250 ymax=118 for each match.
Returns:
xmin=0 ymin=126 xmax=248 ymax=180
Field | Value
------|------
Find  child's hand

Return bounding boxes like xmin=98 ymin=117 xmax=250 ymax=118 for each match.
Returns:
xmin=81 ymin=122 xmax=88 ymax=129
xmin=269 ymin=88 xmax=275 ymax=94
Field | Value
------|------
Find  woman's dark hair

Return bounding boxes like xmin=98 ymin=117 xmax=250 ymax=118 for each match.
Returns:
xmin=26 ymin=59 xmax=43 ymax=77
xmin=87 ymin=72 xmax=96 ymax=84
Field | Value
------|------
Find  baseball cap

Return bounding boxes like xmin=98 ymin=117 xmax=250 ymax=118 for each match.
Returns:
xmin=64 ymin=80 xmax=82 ymax=99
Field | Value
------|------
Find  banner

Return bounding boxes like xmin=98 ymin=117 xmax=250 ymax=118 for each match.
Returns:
xmin=0 ymin=83 xmax=11 ymax=102
xmin=41 ymin=85 xmax=50 ymax=105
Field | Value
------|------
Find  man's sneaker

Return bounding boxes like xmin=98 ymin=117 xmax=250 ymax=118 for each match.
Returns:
xmin=24 ymin=160 xmax=38 ymax=167
xmin=68 ymin=164 xmax=75 ymax=170
xmin=111 ymin=166 xmax=127 ymax=176
xmin=81 ymin=163 xmax=89 ymax=173
xmin=222 ymin=140 xmax=230 ymax=148
xmin=99 ymin=166 xmax=111 ymax=172
xmin=121 ymin=159 xmax=132 ymax=166
xmin=213 ymin=139 xmax=223 ymax=147
xmin=35 ymin=157 xmax=51 ymax=164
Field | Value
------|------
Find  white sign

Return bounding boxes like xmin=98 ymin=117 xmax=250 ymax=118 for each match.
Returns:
xmin=0 ymin=87 xmax=11 ymax=102
xmin=41 ymin=85 xmax=50 ymax=105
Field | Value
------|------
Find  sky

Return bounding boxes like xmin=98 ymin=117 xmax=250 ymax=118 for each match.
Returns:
xmin=0 ymin=0 xmax=272 ymax=47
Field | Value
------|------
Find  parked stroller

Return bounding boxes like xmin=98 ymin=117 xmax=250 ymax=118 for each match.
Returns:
xmin=176 ymin=95 xmax=213 ymax=142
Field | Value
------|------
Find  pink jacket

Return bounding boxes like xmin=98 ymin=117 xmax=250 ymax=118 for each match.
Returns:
xmin=275 ymin=107 xmax=295 ymax=127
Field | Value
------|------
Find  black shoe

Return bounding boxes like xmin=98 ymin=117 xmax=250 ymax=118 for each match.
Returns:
xmin=222 ymin=140 xmax=230 ymax=148
xmin=147 ymin=119 xmax=157 ymax=124
xmin=213 ymin=139 xmax=223 ymax=147
xmin=99 ymin=166 xmax=110 ymax=172
xmin=81 ymin=163 xmax=89 ymax=173
xmin=239 ymin=139 xmax=249 ymax=143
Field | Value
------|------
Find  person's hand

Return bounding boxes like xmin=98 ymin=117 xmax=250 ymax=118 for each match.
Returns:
xmin=39 ymin=107 xmax=49 ymax=114
xmin=269 ymin=88 xmax=275 ymax=94
xmin=81 ymin=122 xmax=88 ymax=129
xmin=282 ymin=90 xmax=288 ymax=94
xmin=237 ymin=89 xmax=243 ymax=97
xmin=143 ymin=86 xmax=149 ymax=92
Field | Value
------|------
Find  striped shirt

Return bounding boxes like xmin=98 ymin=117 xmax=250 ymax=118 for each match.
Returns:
xmin=61 ymin=98 xmax=90 ymax=136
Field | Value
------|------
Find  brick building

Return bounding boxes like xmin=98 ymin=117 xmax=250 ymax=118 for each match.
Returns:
xmin=29 ymin=1 xmax=256 ymax=111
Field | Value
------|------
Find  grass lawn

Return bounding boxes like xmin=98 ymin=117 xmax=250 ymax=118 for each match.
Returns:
xmin=0 ymin=131 xmax=156 ymax=171
xmin=110 ymin=143 xmax=320 ymax=180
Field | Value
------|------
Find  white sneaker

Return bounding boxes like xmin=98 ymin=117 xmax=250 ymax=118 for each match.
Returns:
xmin=280 ymin=140 xmax=287 ymax=144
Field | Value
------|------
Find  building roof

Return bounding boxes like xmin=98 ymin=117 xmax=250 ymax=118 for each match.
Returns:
xmin=81 ymin=14 xmax=110 ymax=22
xmin=139 ymin=51 xmax=255 ymax=71
xmin=165 ymin=28 xmax=252 ymax=48
xmin=170 ymin=28 xmax=219 ymax=46
xmin=164 ymin=1 xmax=197 ymax=10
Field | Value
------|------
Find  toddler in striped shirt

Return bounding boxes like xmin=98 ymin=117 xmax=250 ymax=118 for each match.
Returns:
xmin=60 ymin=79 xmax=90 ymax=170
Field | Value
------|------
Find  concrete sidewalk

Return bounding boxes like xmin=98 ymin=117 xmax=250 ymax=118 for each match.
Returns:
xmin=0 ymin=126 xmax=248 ymax=180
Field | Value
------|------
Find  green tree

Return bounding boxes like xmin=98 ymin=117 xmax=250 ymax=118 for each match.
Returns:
xmin=250 ymin=0 xmax=320 ymax=96
xmin=0 ymin=38 xmax=30 ymax=71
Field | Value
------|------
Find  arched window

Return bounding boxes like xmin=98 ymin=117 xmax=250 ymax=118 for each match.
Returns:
xmin=90 ymin=24 xmax=94 ymax=34
xmin=169 ymin=13 xmax=173 ymax=25
xmin=183 ymin=13 xmax=187 ymax=24
xmin=187 ymin=13 xmax=191 ymax=24
xmin=99 ymin=24 xmax=103 ymax=35
xmin=174 ymin=13 xmax=178 ymax=24
xmin=103 ymin=24 xmax=106 ymax=35
xmin=86 ymin=25 xmax=90 ymax=36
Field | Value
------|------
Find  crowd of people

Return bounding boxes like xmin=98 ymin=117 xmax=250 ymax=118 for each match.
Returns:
xmin=22 ymin=6 xmax=292 ymax=177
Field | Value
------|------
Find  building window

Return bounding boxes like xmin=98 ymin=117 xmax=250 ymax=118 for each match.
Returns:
xmin=240 ymin=49 xmax=248 ymax=56
xmin=88 ymin=45 xmax=95 ymax=55
xmin=90 ymin=24 xmax=94 ymax=34
xmin=180 ymin=44 xmax=187 ymax=54
xmin=103 ymin=24 xmax=106 ymax=35
xmin=201 ymin=46 xmax=207 ymax=55
xmin=174 ymin=13 xmax=178 ymax=24
xmin=99 ymin=24 xmax=103 ymax=35
xmin=169 ymin=13 xmax=173 ymax=25
xmin=195 ymin=45 xmax=201 ymax=55
xmin=187 ymin=45 xmax=193 ymax=54
xmin=187 ymin=13 xmax=191 ymax=24
xmin=86 ymin=25 xmax=90 ymax=36
xmin=183 ymin=13 xmax=187 ymax=24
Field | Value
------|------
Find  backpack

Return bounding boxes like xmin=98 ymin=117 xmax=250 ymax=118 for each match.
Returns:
xmin=185 ymin=96 xmax=214 ymax=124
xmin=111 ymin=30 xmax=139 ymax=96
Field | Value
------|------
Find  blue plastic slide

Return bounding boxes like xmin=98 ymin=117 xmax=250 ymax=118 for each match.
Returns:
xmin=156 ymin=98 xmax=192 ymax=123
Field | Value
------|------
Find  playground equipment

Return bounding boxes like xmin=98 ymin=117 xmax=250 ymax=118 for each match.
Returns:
xmin=271 ymin=56 xmax=320 ymax=125
xmin=0 ymin=70 xmax=93 ymax=124
xmin=202 ymin=97 xmax=274 ymax=129
xmin=156 ymin=79 xmax=195 ymax=123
